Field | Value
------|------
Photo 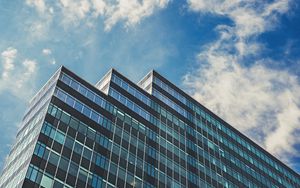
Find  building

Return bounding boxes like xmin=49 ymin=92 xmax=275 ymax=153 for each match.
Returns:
xmin=0 ymin=66 xmax=299 ymax=188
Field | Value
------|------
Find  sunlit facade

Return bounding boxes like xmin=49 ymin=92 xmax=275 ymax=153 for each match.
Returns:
xmin=0 ymin=66 xmax=299 ymax=188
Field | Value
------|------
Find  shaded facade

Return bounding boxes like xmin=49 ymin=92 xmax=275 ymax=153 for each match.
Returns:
xmin=0 ymin=66 xmax=299 ymax=188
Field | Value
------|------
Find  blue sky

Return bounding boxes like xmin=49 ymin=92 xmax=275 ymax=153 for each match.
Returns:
xmin=1 ymin=0 xmax=300 ymax=173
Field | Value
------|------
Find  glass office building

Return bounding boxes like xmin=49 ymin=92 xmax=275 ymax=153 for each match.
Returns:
xmin=0 ymin=66 xmax=299 ymax=188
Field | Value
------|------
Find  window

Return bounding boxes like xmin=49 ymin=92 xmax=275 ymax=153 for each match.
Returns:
xmin=187 ymin=155 xmax=197 ymax=167
xmin=91 ymin=111 xmax=99 ymax=122
xmin=56 ymin=89 xmax=66 ymax=102
xmin=116 ymin=110 xmax=124 ymax=120
xmin=99 ymin=135 xmax=109 ymax=148
xmin=68 ymin=162 xmax=79 ymax=177
xmin=26 ymin=165 xmax=33 ymax=179
xmin=69 ymin=118 xmax=79 ymax=130
xmin=87 ymin=91 xmax=94 ymax=101
xmin=144 ymin=182 xmax=155 ymax=188
xmin=66 ymin=95 xmax=75 ymax=107
xmin=70 ymin=79 xmax=79 ymax=90
xmin=74 ymin=101 xmax=83 ymax=112
xmin=34 ymin=142 xmax=46 ymax=158
xmin=83 ymin=147 xmax=92 ymax=160
xmin=54 ymin=131 xmax=65 ymax=144
xmin=133 ymin=105 xmax=140 ymax=114
xmin=188 ymin=172 xmax=198 ymax=185
xmin=61 ymin=74 xmax=71 ymax=85
xmin=40 ymin=174 xmax=53 ymax=188
xmin=78 ymin=122 xmax=87 ymax=135
xmin=41 ymin=122 xmax=52 ymax=136
xmin=26 ymin=165 xmax=40 ymax=183
xmin=147 ymin=147 xmax=157 ymax=159
xmin=78 ymin=168 xmax=88 ymax=182
xmin=83 ymin=106 xmax=91 ymax=117
xmin=49 ymin=106 xmax=57 ymax=117
xmin=145 ymin=164 xmax=156 ymax=177
xmin=53 ymin=180 xmax=64 ymax=188
xmin=60 ymin=112 xmax=70 ymax=124
xmin=49 ymin=152 xmax=60 ymax=166
xmin=121 ymin=81 xmax=129 ymax=90
xmin=87 ymin=128 xmax=96 ymax=140
xmin=207 ymin=140 xmax=215 ymax=150
xmin=65 ymin=136 xmax=74 ymax=149
xmin=127 ymin=100 xmax=133 ymax=109
xmin=74 ymin=142 xmax=83 ymax=155
xmin=128 ymin=86 xmax=135 ymax=96
xmin=94 ymin=153 xmax=108 ymax=169
xmin=120 ymin=95 xmax=126 ymax=104
xmin=79 ymin=85 xmax=87 ymax=96
xmin=58 ymin=157 xmax=69 ymax=170
xmin=92 ymin=174 xmax=103 ymax=188
xmin=95 ymin=96 xmax=104 ymax=107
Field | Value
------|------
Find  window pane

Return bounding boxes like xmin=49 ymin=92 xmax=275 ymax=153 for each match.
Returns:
xmin=74 ymin=142 xmax=83 ymax=155
xmin=87 ymin=128 xmax=96 ymax=140
xmin=41 ymin=174 xmax=53 ymax=188
xmin=91 ymin=111 xmax=99 ymax=122
xmin=70 ymin=80 xmax=79 ymax=90
xmin=79 ymin=85 xmax=87 ymax=96
xmin=78 ymin=123 xmax=87 ymax=135
xmin=83 ymin=147 xmax=92 ymax=160
xmin=74 ymin=101 xmax=83 ymax=112
xmin=53 ymin=180 xmax=64 ymax=188
xmin=65 ymin=136 xmax=74 ymax=149
xmin=60 ymin=112 xmax=70 ymax=124
xmin=83 ymin=106 xmax=91 ymax=117
xmin=78 ymin=168 xmax=88 ymax=182
xmin=69 ymin=162 xmax=79 ymax=177
xmin=62 ymin=74 xmax=71 ymax=85
xmin=66 ymin=96 xmax=75 ymax=107
xmin=58 ymin=157 xmax=69 ymax=170
xmin=87 ymin=91 xmax=94 ymax=101
xmin=54 ymin=131 xmax=65 ymax=145
xmin=69 ymin=118 xmax=79 ymax=130
xmin=49 ymin=152 xmax=59 ymax=166
xmin=95 ymin=96 xmax=103 ymax=106
xmin=26 ymin=165 xmax=33 ymax=179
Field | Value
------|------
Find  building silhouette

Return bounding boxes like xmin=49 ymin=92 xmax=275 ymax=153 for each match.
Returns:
xmin=0 ymin=66 xmax=299 ymax=188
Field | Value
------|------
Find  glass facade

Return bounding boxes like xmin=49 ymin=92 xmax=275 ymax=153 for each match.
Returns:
xmin=0 ymin=66 xmax=299 ymax=188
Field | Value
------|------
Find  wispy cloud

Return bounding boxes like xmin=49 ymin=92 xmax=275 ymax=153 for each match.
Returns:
xmin=24 ymin=0 xmax=54 ymax=41
xmin=102 ymin=0 xmax=170 ymax=31
xmin=42 ymin=48 xmax=52 ymax=56
xmin=26 ymin=0 xmax=170 ymax=31
xmin=1 ymin=47 xmax=17 ymax=79
xmin=26 ymin=0 xmax=47 ymax=13
xmin=184 ymin=0 xmax=300 ymax=165
xmin=59 ymin=0 xmax=91 ymax=26
xmin=0 ymin=47 xmax=37 ymax=99
xmin=42 ymin=49 xmax=56 ymax=65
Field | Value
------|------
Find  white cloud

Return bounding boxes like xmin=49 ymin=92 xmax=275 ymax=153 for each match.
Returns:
xmin=50 ymin=59 xmax=56 ymax=65
xmin=25 ymin=0 xmax=54 ymax=41
xmin=42 ymin=48 xmax=52 ymax=55
xmin=184 ymin=0 xmax=300 ymax=166
xmin=1 ymin=47 xmax=17 ymax=79
xmin=91 ymin=0 xmax=106 ymax=17
xmin=26 ymin=0 xmax=46 ymax=13
xmin=0 ymin=48 xmax=37 ymax=99
xmin=15 ymin=60 xmax=37 ymax=89
xmin=59 ymin=0 xmax=91 ymax=26
xmin=188 ymin=0 xmax=290 ymax=55
xmin=42 ymin=49 xmax=56 ymax=65
xmin=103 ymin=0 xmax=170 ymax=31
xmin=26 ymin=0 xmax=170 ymax=30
